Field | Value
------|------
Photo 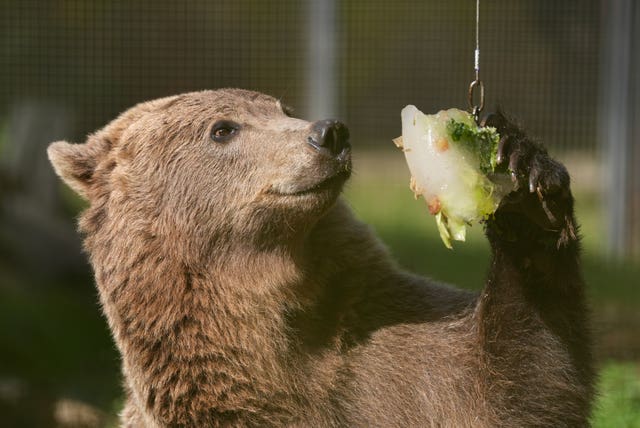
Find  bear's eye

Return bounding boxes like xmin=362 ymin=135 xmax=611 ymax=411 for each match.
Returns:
xmin=210 ymin=121 xmax=240 ymax=143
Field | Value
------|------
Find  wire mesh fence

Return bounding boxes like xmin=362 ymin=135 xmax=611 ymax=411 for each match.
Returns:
xmin=1 ymin=0 xmax=601 ymax=154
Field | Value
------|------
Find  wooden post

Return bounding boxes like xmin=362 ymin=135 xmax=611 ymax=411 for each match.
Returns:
xmin=307 ymin=0 xmax=338 ymax=121
xmin=600 ymin=0 xmax=640 ymax=259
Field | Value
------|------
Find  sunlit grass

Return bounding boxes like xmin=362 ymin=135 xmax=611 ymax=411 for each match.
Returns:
xmin=592 ymin=362 xmax=640 ymax=427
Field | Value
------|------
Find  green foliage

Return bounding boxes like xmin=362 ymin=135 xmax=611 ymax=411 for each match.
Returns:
xmin=0 ymin=283 xmax=121 ymax=407
xmin=446 ymin=119 xmax=500 ymax=175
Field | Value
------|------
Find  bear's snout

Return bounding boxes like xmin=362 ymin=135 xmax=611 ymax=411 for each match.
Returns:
xmin=265 ymin=118 xmax=351 ymax=198
xmin=307 ymin=120 xmax=351 ymax=160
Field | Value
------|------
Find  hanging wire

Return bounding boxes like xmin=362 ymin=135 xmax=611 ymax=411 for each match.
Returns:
xmin=468 ymin=0 xmax=484 ymax=123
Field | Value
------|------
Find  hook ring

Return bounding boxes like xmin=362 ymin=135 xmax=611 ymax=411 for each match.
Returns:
xmin=468 ymin=79 xmax=485 ymax=121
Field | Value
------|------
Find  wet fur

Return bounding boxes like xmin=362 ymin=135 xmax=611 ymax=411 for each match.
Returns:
xmin=48 ymin=89 xmax=593 ymax=427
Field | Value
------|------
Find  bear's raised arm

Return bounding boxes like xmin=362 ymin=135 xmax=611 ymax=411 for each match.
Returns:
xmin=475 ymin=111 xmax=594 ymax=425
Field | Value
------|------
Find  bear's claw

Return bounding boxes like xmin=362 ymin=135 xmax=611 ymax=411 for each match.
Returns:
xmin=482 ymin=111 xmax=577 ymax=247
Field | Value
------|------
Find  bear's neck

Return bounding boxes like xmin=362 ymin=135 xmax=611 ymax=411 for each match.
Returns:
xmin=84 ymin=203 xmax=372 ymax=422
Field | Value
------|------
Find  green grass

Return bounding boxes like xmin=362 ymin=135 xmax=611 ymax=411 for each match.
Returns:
xmin=592 ymin=362 xmax=640 ymax=427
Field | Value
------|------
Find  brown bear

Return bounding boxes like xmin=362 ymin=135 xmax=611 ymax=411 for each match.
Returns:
xmin=48 ymin=89 xmax=593 ymax=427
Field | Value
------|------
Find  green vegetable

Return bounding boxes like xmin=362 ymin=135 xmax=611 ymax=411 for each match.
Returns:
xmin=446 ymin=118 xmax=500 ymax=175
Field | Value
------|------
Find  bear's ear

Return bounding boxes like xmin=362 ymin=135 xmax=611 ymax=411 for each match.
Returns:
xmin=47 ymin=137 xmax=109 ymax=199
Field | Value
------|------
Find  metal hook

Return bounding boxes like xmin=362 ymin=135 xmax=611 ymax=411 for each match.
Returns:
xmin=468 ymin=79 xmax=484 ymax=123
xmin=468 ymin=0 xmax=484 ymax=124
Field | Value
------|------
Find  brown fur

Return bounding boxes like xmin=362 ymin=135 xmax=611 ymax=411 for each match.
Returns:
xmin=48 ymin=89 xmax=593 ymax=427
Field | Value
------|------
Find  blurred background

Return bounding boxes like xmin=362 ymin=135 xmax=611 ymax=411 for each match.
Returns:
xmin=1 ymin=0 xmax=638 ymax=426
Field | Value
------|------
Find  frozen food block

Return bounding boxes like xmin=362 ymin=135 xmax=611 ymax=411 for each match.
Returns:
xmin=395 ymin=106 xmax=512 ymax=248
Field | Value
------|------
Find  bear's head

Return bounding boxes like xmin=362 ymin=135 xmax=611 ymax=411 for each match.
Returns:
xmin=48 ymin=89 xmax=352 ymax=256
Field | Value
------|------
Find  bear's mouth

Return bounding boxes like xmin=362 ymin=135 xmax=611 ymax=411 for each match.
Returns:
xmin=269 ymin=169 xmax=351 ymax=197
xmin=296 ymin=169 xmax=351 ymax=195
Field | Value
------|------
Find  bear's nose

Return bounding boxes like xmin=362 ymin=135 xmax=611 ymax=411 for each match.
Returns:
xmin=307 ymin=120 xmax=351 ymax=157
